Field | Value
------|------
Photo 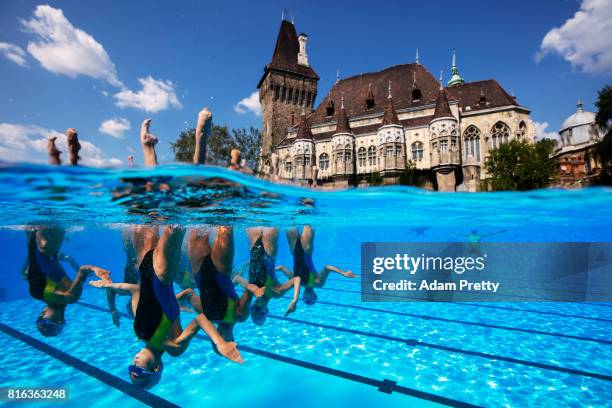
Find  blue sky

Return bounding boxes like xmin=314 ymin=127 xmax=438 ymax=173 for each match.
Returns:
xmin=0 ymin=0 xmax=610 ymax=165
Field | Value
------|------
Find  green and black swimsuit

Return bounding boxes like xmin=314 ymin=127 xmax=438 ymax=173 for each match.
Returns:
xmin=197 ymin=255 xmax=239 ymax=324
xmin=249 ymin=237 xmax=279 ymax=299
xmin=293 ymin=236 xmax=317 ymax=289
xmin=26 ymin=233 xmax=69 ymax=306
xmin=134 ymin=250 xmax=180 ymax=351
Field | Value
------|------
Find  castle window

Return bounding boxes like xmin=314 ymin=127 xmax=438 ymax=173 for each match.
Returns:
xmin=299 ymin=90 xmax=305 ymax=106
xmin=285 ymin=161 xmax=292 ymax=172
xmin=306 ymin=92 xmax=312 ymax=108
xmin=281 ymin=87 xmax=287 ymax=102
xmin=367 ymin=146 xmax=376 ymax=165
xmin=304 ymin=156 xmax=311 ymax=166
xmin=440 ymin=140 xmax=448 ymax=152
xmin=395 ymin=145 xmax=402 ymax=157
xmin=336 ymin=151 xmax=344 ymax=163
xmin=517 ymin=121 xmax=526 ymax=139
xmin=463 ymin=125 xmax=481 ymax=161
xmin=294 ymin=89 xmax=299 ymax=105
xmin=411 ymin=142 xmax=424 ymax=161
xmin=358 ymin=147 xmax=366 ymax=166
xmin=344 ymin=144 xmax=352 ymax=162
xmin=412 ymin=89 xmax=422 ymax=101
xmin=296 ymin=156 xmax=303 ymax=166
xmin=385 ymin=146 xmax=394 ymax=157
xmin=326 ymin=99 xmax=335 ymax=117
xmin=366 ymin=97 xmax=375 ymax=110
xmin=287 ymin=88 xmax=293 ymax=104
xmin=491 ymin=121 xmax=510 ymax=148
xmin=274 ymin=85 xmax=280 ymax=101
xmin=319 ymin=153 xmax=329 ymax=170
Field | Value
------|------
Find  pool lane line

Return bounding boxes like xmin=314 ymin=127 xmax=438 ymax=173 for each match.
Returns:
xmin=76 ymin=302 xmax=481 ymax=408
xmin=266 ymin=314 xmax=612 ymax=382
xmin=0 ymin=323 xmax=179 ymax=408
xmin=311 ymin=299 xmax=612 ymax=346
xmin=322 ymin=281 xmax=612 ymax=322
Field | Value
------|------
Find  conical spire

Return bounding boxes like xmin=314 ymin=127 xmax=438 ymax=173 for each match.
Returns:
xmin=447 ymin=49 xmax=465 ymax=87
xmin=336 ymin=68 xmax=340 ymax=84
xmin=335 ymin=92 xmax=351 ymax=134
xmin=296 ymin=109 xmax=313 ymax=140
xmin=382 ymin=81 xmax=400 ymax=126
xmin=432 ymin=87 xmax=453 ymax=120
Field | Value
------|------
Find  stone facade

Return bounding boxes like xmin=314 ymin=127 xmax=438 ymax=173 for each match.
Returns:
xmin=260 ymin=20 xmax=535 ymax=191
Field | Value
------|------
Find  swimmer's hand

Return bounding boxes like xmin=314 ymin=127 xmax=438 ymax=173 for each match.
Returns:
xmin=253 ymin=286 xmax=265 ymax=299
xmin=217 ymin=341 xmax=243 ymax=364
xmin=88 ymin=279 xmax=110 ymax=288
xmin=284 ymin=300 xmax=297 ymax=317
xmin=80 ymin=265 xmax=111 ymax=281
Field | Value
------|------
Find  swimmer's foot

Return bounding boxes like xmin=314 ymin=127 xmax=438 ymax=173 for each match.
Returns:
xmin=343 ymin=270 xmax=358 ymax=278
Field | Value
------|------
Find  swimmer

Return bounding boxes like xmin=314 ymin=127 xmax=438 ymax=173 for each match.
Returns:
xmin=227 ymin=149 xmax=254 ymax=174
xmin=90 ymin=225 xmax=242 ymax=389
xmin=47 ymin=136 xmax=61 ymax=165
xmin=140 ymin=118 xmax=159 ymax=166
xmin=185 ymin=227 xmax=260 ymax=351
xmin=193 ymin=107 xmax=212 ymax=165
xmin=242 ymin=227 xmax=301 ymax=325
xmin=276 ymin=226 xmax=357 ymax=306
xmin=461 ymin=229 xmax=506 ymax=256
xmin=66 ymin=128 xmax=81 ymax=166
xmin=24 ymin=227 xmax=110 ymax=337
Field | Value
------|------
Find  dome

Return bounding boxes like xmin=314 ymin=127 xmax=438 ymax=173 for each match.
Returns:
xmin=560 ymin=99 xmax=596 ymax=131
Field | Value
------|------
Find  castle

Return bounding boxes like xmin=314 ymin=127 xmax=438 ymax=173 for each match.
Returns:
xmin=257 ymin=20 xmax=535 ymax=191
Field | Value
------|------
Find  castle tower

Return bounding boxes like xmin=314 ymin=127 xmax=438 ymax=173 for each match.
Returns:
xmin=447 ymin=49 xmax=465 ymax=87
xmin=429 ymin=80 xmax=460 ymax=191
xmin=258 ymin=19 xmax=319 ymax=160
xmin=376 ymin=81 xmax=406 ymax=181
xmin=331 ymin=93 xmax=355 ymax=184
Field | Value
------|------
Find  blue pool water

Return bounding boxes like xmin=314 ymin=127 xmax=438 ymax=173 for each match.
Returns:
xmin=0 ymin=163 xmax=610 ymax=407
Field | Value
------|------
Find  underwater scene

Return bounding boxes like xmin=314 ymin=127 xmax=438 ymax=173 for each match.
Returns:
xmin=0 ymin=164 xmax=611 ymax=408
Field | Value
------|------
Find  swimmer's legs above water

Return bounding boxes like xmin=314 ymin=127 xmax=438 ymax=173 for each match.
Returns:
xmin=140 ymin=119 xmax=159 ymax=166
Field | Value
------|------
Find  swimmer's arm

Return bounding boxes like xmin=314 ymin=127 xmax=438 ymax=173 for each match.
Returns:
xmin=165 ymin=313 xmax=221 ymax=357
xmin=482 ymin=230 xmax=506 ymax=238
xmin=273 ymin=276 xmax=299 ymax=295
xmin=52 ymin=266 xmax=96 ymax=303
xmin=232 ymin=275 xmax=263 ymax=297
xmin=58 ymin=252 xmax=80 ymax=273
xmin=275 ymin=265 xmax=294 ymax=279
xmin=283 ymin=277 xmax=301 ymax=317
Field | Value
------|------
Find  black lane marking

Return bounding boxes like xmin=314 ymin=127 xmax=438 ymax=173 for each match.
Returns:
xmin=0 ymin=323 xmax=179 ymax=408
xmin=267 ymin=314 xmax=612 ymax=382
xmin=76 ymin=302 xmax=481 ymax=408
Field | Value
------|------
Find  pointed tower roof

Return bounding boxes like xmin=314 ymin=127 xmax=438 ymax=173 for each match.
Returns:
xmin=258 ymin=20 xmax=318 ymax=87
xmin=432 ymin=84 xmax=454 ymax=120
xmin=447 ymin=49 xmax=465 ymax=87
xmin=335 ymin=93 xmax=351 ymax=134
xmin=381 ymin=81 xmax=400 ymax=126
xmin=296 ymin=110 xmax=314 ymax=140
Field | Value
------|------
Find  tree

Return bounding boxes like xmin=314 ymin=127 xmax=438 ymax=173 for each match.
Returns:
xmin=594 ymin=85 xmax=612 ymax=183
xmin=170 ymin=125 xmax=262 ymax=168
xmin=484 ymin=139 xmax=556 ymax=191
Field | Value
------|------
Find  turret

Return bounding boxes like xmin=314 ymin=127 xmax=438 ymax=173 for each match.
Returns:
xmin=447 ymin=49 xmax=465 ymax=87
xmin=376 ymin=81 xmax=406 ymax=175
xmin=331 ymin=93 xmax=355 ymax=179
xmin=429 ymin=76 xmax=460 ymax=191
xmin=290 ymin=109 xmax=315 ymax=181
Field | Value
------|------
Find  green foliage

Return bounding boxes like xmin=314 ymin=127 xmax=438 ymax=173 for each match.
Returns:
xmin=594 ymin=85 xmax=612 ymax=184
xmin=484 ymin=139 xmax=556 ymax=191
xmin=366 ymin=171 xmax=383 ymax=186
xmin=399 ymin=160 xmax=428 ymax=187
xmin=170 ymin=125 xmax=262 ymax=168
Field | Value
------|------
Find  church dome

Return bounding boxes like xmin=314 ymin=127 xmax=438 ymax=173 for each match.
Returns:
xmin=560 ymin=99 xmax=596 ymax=131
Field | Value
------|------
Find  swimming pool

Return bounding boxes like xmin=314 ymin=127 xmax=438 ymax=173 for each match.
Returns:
xmin=0 ymin=164 xmax=610 ymax=407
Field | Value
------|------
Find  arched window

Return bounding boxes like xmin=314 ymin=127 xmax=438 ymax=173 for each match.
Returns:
xmin=463 ymin=125 xmax=481 ymax=161
xmin=517 ymin=121 xmax=526 ymax=139
xmin=358 ymin=147 xmax=366 ymax=166
xmin=319 ymin=153 xmax=329 ymax=170
xmin=440 ymin=140 xmax=448 ymax=152
xmin=287 ymin=88 xmax=293 ymax=104
xmin=274 ymin=85 xmax=280 ymax=101
xmin=367 ymin=146 xmax=376 ymax=165
xmin=411 ymin=142 xmax=424 ymax=161
xmin=281 ymin=86 xmax=287 ymax=102
xmin=336 ymin=151 xmax=343 ymax=163
xmin=491 ymin=121 xmax=510 ymax=148
xmin=344 ymin=144 xmax=352 ymax=163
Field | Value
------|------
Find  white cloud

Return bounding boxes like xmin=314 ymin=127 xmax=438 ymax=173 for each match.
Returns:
xmin=114 ymin=76 xmax=182 ymax=113
xmin=21 ymin=5 xmax=122 ymax=86
xmin=234 ymin=91 xmax=262 ymax=116
xmin=99 ymin=117 xmax=131 ymax=138
xmin=537 ymin=0 xmax=612 ymax=74
xmin=533 ymin=121 xmax=559 ymax=141
xmin=0 ymin=42 xmax=28 ymax=66
xmin=0 ymin=123 xmax=122 ymax=167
